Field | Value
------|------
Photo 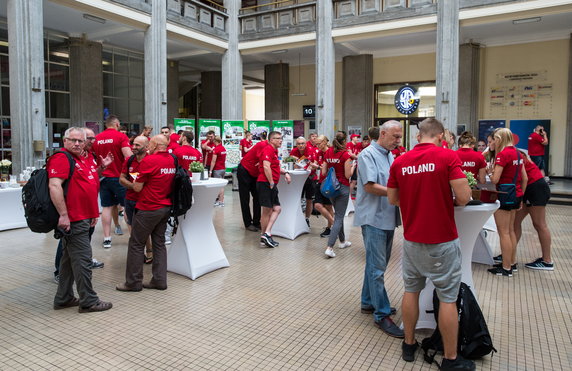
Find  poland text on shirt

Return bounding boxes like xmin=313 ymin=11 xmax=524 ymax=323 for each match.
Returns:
xmin=160 ymin=168 xmax=176 ymax=174
xmin=97 ymin=139 xmax=113 ymax=145
xmin=327 ymin=158 xmax=340 ymax=164
xmin=401 ymin=163 xmax=435 ymax=175
xmin=463 ymin=161 xmax=476 ymax=167
xmin=182 ymin=155 xmax=199 ymax=161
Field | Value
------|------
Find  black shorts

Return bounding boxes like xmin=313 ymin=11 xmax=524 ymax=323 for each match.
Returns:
xmin=302 ymin=178 xmax=316 ymax=200
xmin=257 ymin=182 xmax=280 ymax=208
xmin=499 ymin=197 xmax=522 ymax=211
xmin=350 ymin=167 xmax=358 ymax=181
xmin=524 ymin=178 xmax=551 ymax=207
xmin=530 ymin=155 xmax=545 ymax=171
xmin=313 ymin=182 xmax=332 ymax=205
xmin=100 ymin=177 xmax=126 ymax=207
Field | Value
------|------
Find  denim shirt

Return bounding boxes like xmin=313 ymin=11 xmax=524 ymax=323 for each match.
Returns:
xmin=354 ymin=141 xmax=398 ymax=230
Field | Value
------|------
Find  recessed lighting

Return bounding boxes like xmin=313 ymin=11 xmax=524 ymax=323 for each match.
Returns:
xmin=83 ymin=14 xmax=106 ymax=24
xmin=512 ymin=17 xmax=541 ymax=25
xmin=271 ymin=49 xmax=288 ymax=54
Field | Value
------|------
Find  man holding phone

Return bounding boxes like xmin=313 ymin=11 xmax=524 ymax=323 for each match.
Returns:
xmin=528 ymin=125 xmax=550 ymax=183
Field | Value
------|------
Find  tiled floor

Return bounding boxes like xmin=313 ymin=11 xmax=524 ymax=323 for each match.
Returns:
xmin=1 ymin=188 xmax=571 ymax=370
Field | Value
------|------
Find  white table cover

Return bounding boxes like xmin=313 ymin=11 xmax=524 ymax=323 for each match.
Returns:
xmin=167 ymin=178 xmax=229 ymax=280
xmin=272 ymin=170 xmax=310 ymax=240
xmin=0 ymin=187 xmax=27 ymax=231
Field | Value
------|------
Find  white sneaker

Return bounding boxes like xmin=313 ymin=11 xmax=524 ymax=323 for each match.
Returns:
xmin=102 ymin=239 xmax=112 ymax=249
xmin=214 ymin=201 xmax=220 ymax=206
xmin=218 ymin=202 xmax=225 ymax=207
xmin=165 ymin=237 xmax=172 ymax=245
xmin=325 ymin=247 xmax=336 ymax=258
xmin=338 ymin=241 xmax=352 ymax=249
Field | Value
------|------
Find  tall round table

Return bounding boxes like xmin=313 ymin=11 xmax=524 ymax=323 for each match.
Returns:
xmin=0 ymin=187 xmax=27 ymax=231
xmin=167 ymin=178 xmax=229 ymax=280
xmin=272 ymin=169 xmax=310 ymax=240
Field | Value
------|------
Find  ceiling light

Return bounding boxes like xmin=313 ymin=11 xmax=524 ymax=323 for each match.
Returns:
xmin=83 ymin=14 xmax=106 ymax=24
xmin=512 ymin=17 xmax=541 ymax=25
xmin=50 ymin=51 xmax=69 ymax=59
xmin=271 ymin=49 xmax=288 ymax=54
xmin=0 ymin=41 xmax=8 ymax=47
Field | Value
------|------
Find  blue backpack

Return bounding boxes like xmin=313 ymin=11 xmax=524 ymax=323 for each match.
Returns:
xmin=320 ymin=167 xmax=340 ymax=198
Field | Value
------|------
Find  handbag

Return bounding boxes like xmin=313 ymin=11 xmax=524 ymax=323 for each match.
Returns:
xmin=497 ymin=151 xmax=520 ymax=206
xmin=320 ymin=167 xmax=340 ymax=198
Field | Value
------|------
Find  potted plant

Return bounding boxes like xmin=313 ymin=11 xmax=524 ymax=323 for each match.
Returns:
xmin=463 ymin=171 xmax=480 ymax=201
xmin=189 ymin=161 xmax=204 ymax=183
xmin=0 ymin=159 xmax=11 ymax=182
xmin=283 ymin=156 xmax=297 ymax=171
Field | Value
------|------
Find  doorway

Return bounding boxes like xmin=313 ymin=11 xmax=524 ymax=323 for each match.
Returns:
xmin=46 ymin=119 xmax=70 ymax=154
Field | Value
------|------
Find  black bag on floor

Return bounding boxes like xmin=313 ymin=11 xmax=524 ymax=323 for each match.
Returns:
xmin=168 ymin=154 xmax=193 ymax=235
xmin=421 ymin=282 xmax=497 ymax=365
xmin=21 ymin=151 xmax=75 ymax=233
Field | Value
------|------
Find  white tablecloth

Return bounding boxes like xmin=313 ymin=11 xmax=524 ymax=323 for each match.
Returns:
xmin=272 ymin=170 xmax=310 ymax=240
xmin=0 ymin=187 xmax=27 ymax=231
xmin=414 ymin=201 xmax=500 ymax=329
xmin=167 ymin=178 xmax=229 ymax=280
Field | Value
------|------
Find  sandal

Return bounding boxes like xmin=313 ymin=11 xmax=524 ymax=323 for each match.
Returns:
xmin=144 ymin=256 xmax=153 ymax=264
xmin=78 ymin=300 xmax=113 ymax=313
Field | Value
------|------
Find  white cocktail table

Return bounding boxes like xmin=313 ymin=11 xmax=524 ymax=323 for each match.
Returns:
xmin=272 ymin=169 xmax=310 ymax=240
xmin=167 ymin=178 xmax=229 ymax=280
xmin=0 ymin=187 xmax=27 ymax=231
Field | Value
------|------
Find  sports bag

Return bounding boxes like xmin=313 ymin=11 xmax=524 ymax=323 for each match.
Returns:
xmin=22 ymin=151 xmax=75 ymax=233
xmin=320 ymin=167 xmax=340 ymax=198
xmin=168 ymin=154 xmax=193 ymax=235
xmin=497 ymin=151 xmax=520 ymax=206
xmin=421 ymin=283 xmax=497 ymax=365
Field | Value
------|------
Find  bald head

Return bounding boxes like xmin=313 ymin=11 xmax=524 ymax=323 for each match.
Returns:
xmin=132 ymin=135 xmax=149 ymax=156
xmin=149 ymin=134 xmax=168 ymax=154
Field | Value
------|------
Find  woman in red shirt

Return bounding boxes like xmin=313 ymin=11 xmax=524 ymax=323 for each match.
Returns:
xmin=456 ymin=131 xmax=486 ymax=184
xmin=320 ymin=132 xmax=352 ymax=258
xmin=514 ymin=151 xmax=553 ymax=270
xmin=210 ymin=136 xmax=227 ymax=206
xmin=239 ymin=131 xmax=253 ymax=158
xmin=488 ymin=128 xmax=528 ymax=277
xmin=312 ymin=135 xmax=334 ymax=238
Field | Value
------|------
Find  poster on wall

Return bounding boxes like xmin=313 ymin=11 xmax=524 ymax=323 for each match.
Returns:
xmin=248 ymin=120 xmax=270 ymax=142
xmin=85 ymin=122 xmax=100 ymax=135
xmin=347 ymin=126 xmax=362 ymax=137
xmin=198 ymin=119 xmax=221 ymax=142
xmin=222 ymin=120 xmax=245 ymax=169
xmin=294 ymin=120 xmax=305 ymax=139
xmin=272 ymin=120 xmax=294 ymax=159
xmin=478 ymin=120 xmax=506 ymax=142
xmin=510 ymin=119 xmax=551 ymax=173
xmin=174 ymin=118 xmax=195 ymax=134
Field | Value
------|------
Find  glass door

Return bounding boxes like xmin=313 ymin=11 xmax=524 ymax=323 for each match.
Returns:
xmin=46 ymin=119 xmax=70 ymax=155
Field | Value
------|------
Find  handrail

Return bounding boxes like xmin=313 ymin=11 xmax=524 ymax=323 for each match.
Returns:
xmin=185 ymin=0 xmax=227 ymax=15
xmin=240 ymin=0 xmax=296 ymax=13
xmin=239 ymin=1 xmax=316 ymax=18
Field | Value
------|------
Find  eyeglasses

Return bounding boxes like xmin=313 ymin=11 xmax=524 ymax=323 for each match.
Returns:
xmin=65 ymin=138 xmax=85 ymax=144
xmin=87 ymin=137 xmax=95 ymax=141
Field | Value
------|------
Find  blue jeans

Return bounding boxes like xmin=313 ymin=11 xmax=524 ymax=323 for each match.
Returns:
xmin=361 ymin=225 xmax=395 ymax=321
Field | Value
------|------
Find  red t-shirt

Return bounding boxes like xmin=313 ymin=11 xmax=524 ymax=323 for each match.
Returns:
xmin=173 ymin=145 xmax=202 ymax=173
xmin=239 ymin=138 xmax=253 ymax=157
xmin=314 ymin=149 xmax=327 ymax=182
xmin=441 ymin=140 xmax=449 ymax=149
xmin=201 ymin=139 xmax=216 ymax=166
xmin=456 ymin=148 xmax=486 ymax=179
xmin=257 ymin=145 xmax=280 ymax=184
xmin=324 ymin=147 xmax=351 ymax=186
xmin=121 ymin=155 xmax=144 ymax=202
xmin=346 ymin=142 xmax=363 ymax=155
xmin=495 ymin=146 xmax=524 ymax=197
xmin=306 ymin=141 xmax=316 ymax=151
xmin=92 ymin=128 xmax=131 ymax=177
xmin=135 ymin=152 xmax=176 ymax=211
xmin=527 ymin=132 xmax=545 ymax=156
xmin=388 ymin=143 xmax=465 ymax=244
xmin=212 ymin=144 xmax=227 ymax=171
xmin=240 ymin=141 xmax=269 ymax=177
xmin=391 ymin=146 xmax=407 ymax=158
xmin=47 ymin=150 xmax=100 ymax=222
xmin=523 ymin=155 xmax=543 ymax=185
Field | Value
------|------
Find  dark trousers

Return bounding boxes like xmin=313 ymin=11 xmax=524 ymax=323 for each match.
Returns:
xmin=55 ymin=226 xmax=94 ymax=276
xmin=125 ymin=207 xmax=170 ymax=288
xmin=237 ymin=164 xmax=261 ymax=228
xmin=54 ymin=220 xmax=99 ymax=308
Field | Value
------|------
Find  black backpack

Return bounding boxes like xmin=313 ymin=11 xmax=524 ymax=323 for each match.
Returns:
xmin=21 ymin=151 xmax=75 ymax=234
xmin=421 ymin=282 xmax=497 ymax=365
xmin=168 ymin=154 xmax=193 ymax=235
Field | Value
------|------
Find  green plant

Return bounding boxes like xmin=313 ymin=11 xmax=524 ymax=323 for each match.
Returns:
xmin=189 ymin=161 xmax=204 ymax=173
xmin=463 ymin=170 xmax=478 ymax=188
xmin=283 ymin=156 xmax=297 ymax=163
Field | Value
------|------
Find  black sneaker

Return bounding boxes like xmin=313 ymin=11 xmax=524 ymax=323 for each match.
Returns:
xmin=440 ymin=355 xmax=476 ymax=371
xmin=493 ymin=262 xmax=517 ymax=272
xmin=525 ymin=258 xmax=554 ymax=271
xmin=320 ymin=227 xmax=331 ymax=238
xmin=488 ymin=265 xmax=512 ymax=277
xmin=493 ymin=254 xmax=502 ymax=263
xmin=90 ymin=258 xmax=104 ymax=269
xmin=305 ymin=218 xmax=310 ymax=227
xmin=261 ymin=233 xmax=278 ymax=248
xmin=402 ymin=341 xmax=419 ymax=362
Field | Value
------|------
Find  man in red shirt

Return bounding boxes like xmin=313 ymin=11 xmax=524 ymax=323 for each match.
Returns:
xmin=48 ymin=127 xmax=113 ymax=313
xmin=239 ymin=131 xmax=253 ymax=157
xmin=290 ymin=136 xmax=319 ymax=226
xmin=388 ymin=118 xmax=472 ymax=369
xmin=116 ymin=135 xmax=176 ymax=292
xmin=527 ymin=125 xmax=549 ymax=179
xmin=209 ymin=136 xmax=227 ymax=206
xmin=92 ymin=115 xmax=133 ymax=249
xmin=306 ymin=132 xmax=318 ymax=151
xmin=237 ymin=132 xmax=268 ymax=231
xmin=201 ymin=130 xmax=216 ymax=170
xmin=257 ymin=131 xmax=291 ymax=248
xmin=174 ymin=131 xmax=202 ymax=172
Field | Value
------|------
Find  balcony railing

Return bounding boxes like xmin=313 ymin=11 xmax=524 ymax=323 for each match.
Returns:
xmin=239 ymin=0 xmax=317 ymax=35
xmin=333 ymin=0 xmax=436 ymax=18
xmin=167 ymin=0 xmax=228 ymax=34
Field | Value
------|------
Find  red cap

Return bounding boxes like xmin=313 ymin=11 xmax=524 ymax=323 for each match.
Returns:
xmin=350 ymin=134 xmax=360 ymax=139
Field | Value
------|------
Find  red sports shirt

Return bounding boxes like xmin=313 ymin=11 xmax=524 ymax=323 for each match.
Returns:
xmin=346 ymin=142 xmax=363 ymax=155
xmin=527 ymin=132 xmax=545 ymax=156
xmin=47 ymin=150 xmax=100 ymax=222
xmin=456 ymin=148 xmax=486 ymax=179
xmin=239 ymin=138 xmax=253 ymax=157
xmin=391 ymin=146 xmax=407 ymax=159
xmin=324 ymin=147 xmax=351 ymax=186
xmin=212 ymin=144 xmax=227 ymax=171
xmin=134 ymin=152 xmax=176 ymax=211
xmin=240 ymin=141 xmax=269 ymax=177
xmin=313 ymin=148 xmax=327 ymax=182
xmin=122 ymin=155 xmax=144 ymax=202
xmin=495 ymin=146 xmax=524 ymax=197
xmin=92 ymin=128 xmax=131 ymax=177
xmin=173 ymin=145 xmax=202 ymax=173
xmin=202 ymin=139 xmax=216 ymax=166
xmin=523 ymin=155 xmax=543 ymax=185
xmin=388 ymin=143 xmax=465 ymax=244
xmin=257 ymin=145 xmax=280 ymax=184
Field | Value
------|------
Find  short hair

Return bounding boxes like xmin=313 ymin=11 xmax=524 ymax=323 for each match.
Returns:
xmin=161 ymin=126 xmax=169 ymax=131
xmin=418 ymin=118 xmax=444 ymax=138
xmin=362 ymin=135 xmax=370 ymax=142
xmin=64 ymin=127 xmax=86 ymax=139
xmin=181 ymin=130 xmax=194 ymax=144
xmin=105 ymin=115 xmax=119 ymax=127
xmin=206 ymin=130 xmax=215 ymax=136
xmin=144 ymin=125 xmax=152 ymax=130
xmin=458 ymin=131 xmax=476 ymax=147
xmin=260 ymin=131 xmax=267 ymax=140
xmin=213 ymin=135 xmax=222 ymax=144
xmin=177 ymin=130 xmax=183 ymax=135
xmin=268 ymin=131 xmax=281 ymax=140
xmin=296 ymin=136 xmax=306 ymax=144
xmin=368 ymin=126 xmax=380 ymax=140
xmin=380 ymin=120 xmax=401 ymax=132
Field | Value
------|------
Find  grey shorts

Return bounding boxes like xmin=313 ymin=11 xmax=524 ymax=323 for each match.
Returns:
xmin=402 ymin=238 xmax=462 ymax=303
xmin=212 ymin=169 xmax=226 ymax=178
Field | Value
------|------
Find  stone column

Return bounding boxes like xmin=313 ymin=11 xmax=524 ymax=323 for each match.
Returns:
xmin=200 ymin=71 xmax=222 ymax=118
xmin=264 ymin=63 xmax=289 ymax=121
xmin=458 ymin=43 xmax=480 ymax=135
xmin=144 ymin=0 xmax=167 ymax=133
xmin=222 ymin=0 xmax=242 ymax=120
xmin=167 ymin=60 xmax=179 ymax=127
xmin=342 ymin=55 xmax=373 ymax=135
xmin=315 ymin=0 xmax=335 ymax=139
xmin=69 ymin=38 xmax=103 ymax=127
xmin=565 ymin=34 xmax=572 ymax=177
xmin=7 ymin=0 xmax=46 ymax=174
xmin=435 ymin=0 xmax=459 ymax=134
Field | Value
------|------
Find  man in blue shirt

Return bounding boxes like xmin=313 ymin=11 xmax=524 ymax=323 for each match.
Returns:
xmin=354 ymin=120 xmax=403 ymax=337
